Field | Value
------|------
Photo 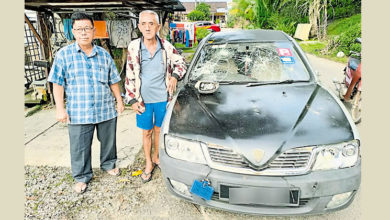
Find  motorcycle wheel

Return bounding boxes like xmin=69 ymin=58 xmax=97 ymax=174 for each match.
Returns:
xmin=351 ymin=91 xmax=362 ymax=124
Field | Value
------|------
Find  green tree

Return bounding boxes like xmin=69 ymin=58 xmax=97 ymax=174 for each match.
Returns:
xmin=229 ymin=0 xmax=257 ymax=28
xmin=195 ymin=2 xmax=211 ymax=20
xmin=187 ymin=10 xmax=205 ymax=21
xmin=255 ymin=0 xmax=270 ymax=27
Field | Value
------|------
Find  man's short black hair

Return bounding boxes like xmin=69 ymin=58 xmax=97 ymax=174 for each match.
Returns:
xmin=71 ymin=12 xmax=94 ymax=28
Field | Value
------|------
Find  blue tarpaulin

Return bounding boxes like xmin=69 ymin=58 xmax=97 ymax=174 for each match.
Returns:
xmin=63 ymin=19 xmax=74 ymax=41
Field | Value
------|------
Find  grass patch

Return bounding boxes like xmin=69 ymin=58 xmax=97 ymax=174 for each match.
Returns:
xmin=173 ymin=43 xmax=197 ymax=63
xmin=174 ymin=43 xmax=197 ymax=53
xmin=327 ymin=14 xmax=361 ymax=36
xmin=299 ymin=41 xmax=347 ymax=63
xmin=298 ymin=14 xmax=361 ymax=63
xmin=120 ymin=168 xmax=130 ymax=177
xmin=299 ymin=41 xmax=327 ymax=54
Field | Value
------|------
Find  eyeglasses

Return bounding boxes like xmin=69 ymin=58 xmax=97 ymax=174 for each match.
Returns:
xmin=73 ymin=27 xmax=94 ymax=33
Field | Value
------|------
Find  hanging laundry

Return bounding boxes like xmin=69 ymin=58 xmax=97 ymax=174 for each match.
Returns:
xmin=106 ymin=20 xmax=133 ymax=48
xmin=184 ymin=23 xmax=195 ymax=41
xmin=63 ymin=19 xmax=74 ymax=41
xmin=175 ymin=30 xmax=180 ymax=42
xmin=185 ymin=30 xmax=190 ymax=47
xmin=179 ymin=30 xmax=183 ymax=42
xmin=171 ymin=30 xmax=175 ymax=42
xmin=189 ymin=24 xmax=195 ymax=41
xmin=93 ymin=21 xmax=109 ymax=39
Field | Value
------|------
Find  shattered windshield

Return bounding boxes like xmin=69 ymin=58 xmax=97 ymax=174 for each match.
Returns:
xmin=190 ymin=42 xmax=310 ymax=83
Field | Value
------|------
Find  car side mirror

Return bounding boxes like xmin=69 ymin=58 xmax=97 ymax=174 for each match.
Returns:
xmin=194 ymin=81 xmax=219 ymax=94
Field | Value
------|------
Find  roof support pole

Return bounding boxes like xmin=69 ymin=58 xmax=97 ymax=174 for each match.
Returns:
xmin=24 ymin=14 xmax=45 ymax=48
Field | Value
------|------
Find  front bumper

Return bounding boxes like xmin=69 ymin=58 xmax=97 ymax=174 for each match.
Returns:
xmin=160 ymin=149 xmax=361 ymax=216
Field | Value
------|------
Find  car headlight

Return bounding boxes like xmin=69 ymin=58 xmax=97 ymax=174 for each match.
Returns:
xmin=312 ymin=140 xmax=360 ymax=171
xmin=164 ymin=135 xmax=207 ymax=164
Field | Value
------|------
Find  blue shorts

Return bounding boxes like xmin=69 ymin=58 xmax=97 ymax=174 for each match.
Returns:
xmin=136 ymin=101 xmax=167 ymax=130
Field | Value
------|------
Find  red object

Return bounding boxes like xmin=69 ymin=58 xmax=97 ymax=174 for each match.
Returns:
xmin=345 ymin=63 xmax=362 ymax=90
xmin=195 ymin=21 xmax=221 ymax=32
xmin=277 ymin=48 xmax=292 ymax=57
xmin=208 ymin=24 xmax=221 ymax=32
xmin=176 ymin=23 xmax=185 ymax=28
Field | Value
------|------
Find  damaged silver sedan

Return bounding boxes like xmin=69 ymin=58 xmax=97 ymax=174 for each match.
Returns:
xmin=159 ymin=29 xmax=360 ymax=215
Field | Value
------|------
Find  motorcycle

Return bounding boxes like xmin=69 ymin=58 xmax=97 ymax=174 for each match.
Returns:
xmin=333 ymin=38 xmax=362 ymax=124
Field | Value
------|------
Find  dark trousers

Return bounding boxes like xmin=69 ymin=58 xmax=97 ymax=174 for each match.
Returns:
xmin=68 ymin=117 xmax=117 ymax=183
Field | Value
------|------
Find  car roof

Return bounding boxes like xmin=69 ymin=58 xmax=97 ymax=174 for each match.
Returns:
xmin=207 ymin=29 xmax=291 ymax=43
xmin=195 ymin=21 xmax=214 ymax=24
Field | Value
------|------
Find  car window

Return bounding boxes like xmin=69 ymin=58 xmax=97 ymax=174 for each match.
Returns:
xmin=190 ymin=42 xmax=310 ymax=82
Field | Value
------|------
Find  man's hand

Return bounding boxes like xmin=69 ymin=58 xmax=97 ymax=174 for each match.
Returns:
xmin=167 ymin=77 xmax=178 ymax=96
xmin=131 ymin=102 xmax=145 ymax=115
xmin=117 ymin=101 xmax=125 ymax=114
xmin=56 ymin=108 xmax=70 ymax=123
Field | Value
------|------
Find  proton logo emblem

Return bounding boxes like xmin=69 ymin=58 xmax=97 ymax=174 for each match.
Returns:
xmin=253 ymin=149 xmax=265 ymax=163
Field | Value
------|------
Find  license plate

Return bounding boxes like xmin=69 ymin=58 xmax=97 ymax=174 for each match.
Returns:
xmin=219 ymin=184 xmax=300 ymax=206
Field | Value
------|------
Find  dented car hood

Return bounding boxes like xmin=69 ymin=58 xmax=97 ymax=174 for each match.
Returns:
xmin=167 ymin=83 xmax=355 ymax=167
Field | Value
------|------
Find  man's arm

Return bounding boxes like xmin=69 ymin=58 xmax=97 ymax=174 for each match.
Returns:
xmin=109 ymin=83 xmax=124 ymax=114
xmin=52 ymin=83 xmax=69 ymax=123
xmin=125 ymin=44 xmax=144 ymax=114
xmin=167 ymin=43 xmax=187 ymax=95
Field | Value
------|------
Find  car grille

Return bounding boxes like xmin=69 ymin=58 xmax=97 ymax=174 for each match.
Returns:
xmin=207 ymin=144 xmax=250 ymax=168
xmin=268 ymin=150 xmax=312 ymax=169
xmin=207 ymin=145 xmax=313 ymax=174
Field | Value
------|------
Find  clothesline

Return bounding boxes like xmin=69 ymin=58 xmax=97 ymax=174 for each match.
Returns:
xmin=168 ymin=22 xmax=196 ymax=47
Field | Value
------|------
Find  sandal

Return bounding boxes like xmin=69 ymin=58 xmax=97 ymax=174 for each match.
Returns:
xmin=73 ymin=182 xmax=87 ymax=194
xmin=153 ymin=161 xmax=161 ymax=169
xmin=153 ymin=163 xmax=161 ymax=169
xmin=140 ymin=166 xmax=155 ymax=183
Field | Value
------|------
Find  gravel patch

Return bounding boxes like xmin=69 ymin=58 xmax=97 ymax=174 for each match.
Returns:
xmin=25 ymin=148 xmax=359 ymax=220
xmin=25 ymin=149 xmax=162 ymax=219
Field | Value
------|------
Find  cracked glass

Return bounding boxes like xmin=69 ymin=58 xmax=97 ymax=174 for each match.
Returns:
xmin=190 ymin=42 xmax=310 ymax=82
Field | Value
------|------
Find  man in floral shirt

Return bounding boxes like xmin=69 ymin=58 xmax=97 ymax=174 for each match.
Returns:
xmin=125 ymin=10 xmax=186 ymax=182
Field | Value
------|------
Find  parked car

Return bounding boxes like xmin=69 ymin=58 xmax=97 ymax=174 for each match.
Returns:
xmin=195 ymin=21 xmax=221 ymax=32
xmin=159 ymin=29 xmax=360 ymax=215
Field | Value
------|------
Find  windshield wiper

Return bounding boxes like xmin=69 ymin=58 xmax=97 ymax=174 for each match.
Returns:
xmin=219 ymin=80 xmax=257 ymax=85
xmin=246 ymin=80 xmax=309 ymax=87
xmin=219 ymin=80 xmax=235 ymax=85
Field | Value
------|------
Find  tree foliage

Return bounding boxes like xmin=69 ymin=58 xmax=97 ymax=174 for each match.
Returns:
xmin=187 ymin=10 xmax=205 ymax=21
xmin=196 ymin=28 xmax=210 ymax=42
xmin=195 ymin=3 xmax=211 ymax=20
xmin=187 ymin=2 xmax=212 ymax=21
xmin=227 ymin=0 xmax=361 ymax=55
